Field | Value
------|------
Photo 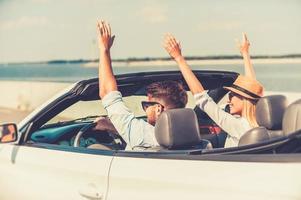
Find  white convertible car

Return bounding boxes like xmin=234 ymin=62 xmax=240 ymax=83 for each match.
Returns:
xmin=0 ymin=70 xmax=301 ymax=200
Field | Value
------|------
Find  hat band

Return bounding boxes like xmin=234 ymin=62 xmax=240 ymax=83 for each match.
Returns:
xmin=231 ymin=84 xmax=261 ymax=99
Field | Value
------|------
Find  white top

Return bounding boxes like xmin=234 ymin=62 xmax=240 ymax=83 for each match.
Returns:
xmin=102 ymin=91 xmax=158 ymax=150
xmin=194 ymin=91 xmax=252 ymax=148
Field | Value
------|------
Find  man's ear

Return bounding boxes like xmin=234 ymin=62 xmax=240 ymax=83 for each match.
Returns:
xmin=156 ymin=104 xmax=163 ymax=115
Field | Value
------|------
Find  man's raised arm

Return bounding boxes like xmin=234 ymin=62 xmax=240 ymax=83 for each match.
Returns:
xmin=97 ymin=20 xmax=117 ymax=98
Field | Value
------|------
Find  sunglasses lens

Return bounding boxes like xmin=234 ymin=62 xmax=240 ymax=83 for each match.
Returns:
xmin=141 ymin=101 xmax=164 ymax=112
xmin=141 ymin=102 xmax=150 ymax=111
xmin=229 ymin=92 xmax=242 ymax=100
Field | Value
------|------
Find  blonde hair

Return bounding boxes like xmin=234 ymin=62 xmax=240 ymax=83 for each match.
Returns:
xmin=241 ymin=98 xmax=259 ymax=127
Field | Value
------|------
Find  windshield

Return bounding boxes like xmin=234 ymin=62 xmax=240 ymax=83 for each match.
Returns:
xmin=45 ymin=92 xmax=199 ymax=125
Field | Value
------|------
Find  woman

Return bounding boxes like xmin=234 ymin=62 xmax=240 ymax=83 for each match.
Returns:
xmin=163 ymin=33 xmax=264 ymax=148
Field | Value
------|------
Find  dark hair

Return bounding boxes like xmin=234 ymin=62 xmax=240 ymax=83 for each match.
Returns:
xmin=146 ymin=81 xmax=187 ymax=109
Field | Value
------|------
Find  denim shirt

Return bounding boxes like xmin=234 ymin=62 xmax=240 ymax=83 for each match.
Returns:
xmin=194 ymin=91 xmax=252 ymax=148
xmin=102 ymin=91 xmax=159 ymax=150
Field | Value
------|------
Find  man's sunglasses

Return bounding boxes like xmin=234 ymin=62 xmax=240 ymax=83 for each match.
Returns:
xmin=141 ymin=101 xmax=164 ymax=111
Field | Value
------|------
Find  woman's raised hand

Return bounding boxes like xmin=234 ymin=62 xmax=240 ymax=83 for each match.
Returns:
xmin=97 ymin=20 xmax=115 ymax=51
xmin=238 ymin=33 xmax=250 ymax=55
xmin=163 ymin=34 xmax=183 ymax=61
xmin=238 ymin=33 xmax=257 ymax=80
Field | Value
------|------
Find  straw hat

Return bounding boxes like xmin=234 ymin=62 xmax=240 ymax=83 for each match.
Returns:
xmin=224 ymin=75 xmax=263 ymax=100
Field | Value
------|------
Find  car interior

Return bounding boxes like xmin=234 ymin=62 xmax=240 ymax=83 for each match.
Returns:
xmin=28 ymin=89 xmax=224 ymax=151
xmin=24 ymin=71 xmax=301 ymax=154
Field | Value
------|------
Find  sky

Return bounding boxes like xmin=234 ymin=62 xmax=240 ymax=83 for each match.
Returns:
xmin=0 ymin=0 xmax=300 ymax=63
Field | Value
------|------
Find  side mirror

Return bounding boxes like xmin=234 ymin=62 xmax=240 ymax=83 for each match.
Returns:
xmin=0 ymin=123 xmax=18 ymax=143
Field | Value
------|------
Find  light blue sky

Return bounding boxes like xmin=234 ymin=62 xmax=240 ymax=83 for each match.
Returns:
xmin=0 ymin=0 xmax=300 ymax=63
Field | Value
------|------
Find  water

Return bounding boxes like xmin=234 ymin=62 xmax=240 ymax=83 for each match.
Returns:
xmin=0 ymin=62 xmax=300 ymax=92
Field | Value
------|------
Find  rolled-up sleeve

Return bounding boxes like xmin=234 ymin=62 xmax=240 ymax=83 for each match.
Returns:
xmin=194 ymin=91 xmax=251 ymax=143
xmin=102 ymin=91 xmax=158 ymax=150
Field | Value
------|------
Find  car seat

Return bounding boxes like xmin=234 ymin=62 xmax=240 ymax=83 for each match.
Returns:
xmin=282 ymin=99 xmax=301 ymax=135
xmin=154 ymin=108 xmax=212 ymax=150
xmin=238 ymin=95 xmax=287 ymax=146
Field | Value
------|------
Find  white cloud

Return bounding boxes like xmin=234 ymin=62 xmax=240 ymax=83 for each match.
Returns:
xmin=137 ymin=2 xmax=168 ymax=24
xmin=0 ymin=16 xmax=50 ymax=30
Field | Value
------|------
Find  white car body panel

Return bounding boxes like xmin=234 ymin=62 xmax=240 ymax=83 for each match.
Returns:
xmin=0 ymin=144 xmax=112 ymax=200
xmin=108 ymin=156 xmax=301 ymax=200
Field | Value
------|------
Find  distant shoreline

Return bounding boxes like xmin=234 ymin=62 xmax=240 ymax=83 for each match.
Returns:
xmin=2 ymin=54 xmax=301 ymax=65
xmin=84 ymin=58 xmax=301 ymax=68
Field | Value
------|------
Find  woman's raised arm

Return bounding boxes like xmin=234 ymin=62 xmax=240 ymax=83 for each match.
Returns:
xmin=239 ymin=33 xmax=257 ymax=80
xmin=163 ymin=34 xmax=204 ymax=95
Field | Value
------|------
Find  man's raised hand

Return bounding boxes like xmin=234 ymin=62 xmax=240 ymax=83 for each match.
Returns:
xmin=97 ymin=20 xmax=115 ymax=51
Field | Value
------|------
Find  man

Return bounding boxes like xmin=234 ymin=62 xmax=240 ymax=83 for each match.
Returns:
xmin=97 ymin=20 xmax=187 ymax=150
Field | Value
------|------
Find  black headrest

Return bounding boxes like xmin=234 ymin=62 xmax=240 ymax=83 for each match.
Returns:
xmin=155 ymin=108 xmax=201 ymax=149
xmin=283 ymin=99 xmax=301 ymax=135
xmin=256 ymin=95 xmax=287 ymax=130
xmin=238 ymin=127 xmax=270 ymax=146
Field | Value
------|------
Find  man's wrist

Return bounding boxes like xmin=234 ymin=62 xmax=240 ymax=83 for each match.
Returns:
xmin=99 ymin=48 xmax=110 ymax=55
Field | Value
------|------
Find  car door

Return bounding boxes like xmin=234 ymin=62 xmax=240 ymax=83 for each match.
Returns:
xmin=0 ymin=143 xmax=113 ymax=200
xmin=107 ymin=153 xmax=301 ymax=200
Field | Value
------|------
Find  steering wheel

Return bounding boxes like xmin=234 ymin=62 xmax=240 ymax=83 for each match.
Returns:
xmin=73 ymin=122 xmax=126 ymax=150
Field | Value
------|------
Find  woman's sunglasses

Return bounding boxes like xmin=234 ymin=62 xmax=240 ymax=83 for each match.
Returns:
xmin=141 ymin=101 xmax=164 ymax=111
xmin=228 ymin=92 xmax=243 ymax=100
